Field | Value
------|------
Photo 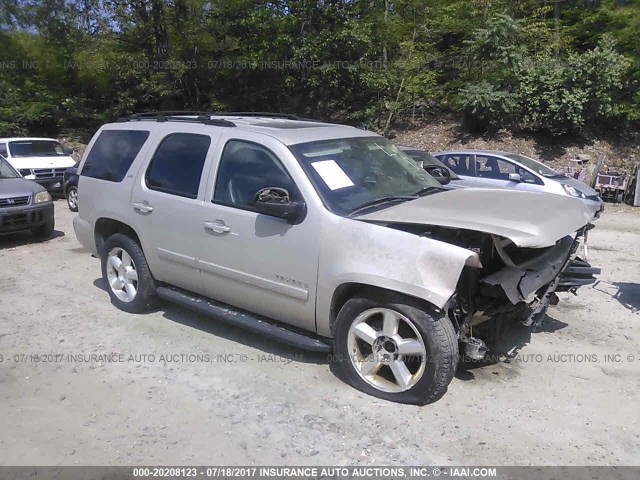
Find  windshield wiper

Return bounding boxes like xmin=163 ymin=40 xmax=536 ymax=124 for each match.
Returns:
xmin=413 ymin=185 xmax=446 ymax=196
xmin=348 ymin=195 xmax=417 ymax=217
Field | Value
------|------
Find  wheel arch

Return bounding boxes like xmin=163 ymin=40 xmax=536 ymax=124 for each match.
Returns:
xmin=94 ymin=217 xmax=142 ymax=256
xmin=329 ymin=282 xmax=445 ymax=335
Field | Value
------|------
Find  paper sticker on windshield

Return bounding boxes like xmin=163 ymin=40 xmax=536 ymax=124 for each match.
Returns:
xmin=311 ymin=160 xmax=354 ymax=190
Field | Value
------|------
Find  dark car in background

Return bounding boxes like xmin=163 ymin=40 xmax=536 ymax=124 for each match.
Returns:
xmin=399 ymin=146 xmax=470 ymax=189
xmin=0 ymin=155 xmax=55 ymax=238
xmin=63 ymin=162 xmax=79 ymax=211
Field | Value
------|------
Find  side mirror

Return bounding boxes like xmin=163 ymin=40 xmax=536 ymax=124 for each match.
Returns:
xmin=424 ymin=165 xmax=451 ymax=186
xmin=253 ymin=187 xmax=306 ymax=225
xmin=63 ymin=146 xmax=74 ymax=155
xmin=508 ymin=173 xmax=522 ymax=182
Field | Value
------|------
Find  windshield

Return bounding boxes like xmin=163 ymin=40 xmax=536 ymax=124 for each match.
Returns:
xmin=9 ymin=140 xmax=66 ymax=157
xmin=404 ymin=150 xmax=460 ymax=179
xmin=506 ymin=153 xmax=560 ymax=177
xmin=0 ymin=155 xmax=20 ymax=178
xmin=290 ymin=137 xmax=442 ymax=216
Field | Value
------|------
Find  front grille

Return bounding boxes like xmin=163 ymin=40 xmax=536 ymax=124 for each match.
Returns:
xmin=33 ymin=168 xmax=66 ymax=180
xmin=0 ymin=210 xmax=42 ymax=228
xmin=0 ymin=196 xmax=30 ymax=208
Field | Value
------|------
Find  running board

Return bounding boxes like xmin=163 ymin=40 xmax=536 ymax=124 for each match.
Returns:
xmin=156 ymin=286 xmax=332 ymax=353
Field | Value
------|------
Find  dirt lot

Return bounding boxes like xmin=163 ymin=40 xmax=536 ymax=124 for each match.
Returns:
xmin=0 ymin=201 xmax=639 ymax=466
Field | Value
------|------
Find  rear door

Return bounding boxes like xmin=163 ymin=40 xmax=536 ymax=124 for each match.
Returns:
xmin=438 ymin=153 xmax=490 ymax=187
xmin=129 ymin=129 xmax=220 ymax=294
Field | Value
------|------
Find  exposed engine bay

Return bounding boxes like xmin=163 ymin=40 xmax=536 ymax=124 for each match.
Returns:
xmin=386 ymin=222 xmax=600 ymax=360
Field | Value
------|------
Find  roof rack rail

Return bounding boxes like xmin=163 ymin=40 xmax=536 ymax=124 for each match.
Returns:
xmin=216 ymin=112 xmax=301 ymax=120
xmin=117 ymin=112 xmax=236 ymax=128
xmin=131 ymin=110 xmax=215 ymax=118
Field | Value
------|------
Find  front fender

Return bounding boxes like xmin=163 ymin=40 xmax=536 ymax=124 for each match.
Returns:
xmin=315 ymin=214 xmax=479 ymax=337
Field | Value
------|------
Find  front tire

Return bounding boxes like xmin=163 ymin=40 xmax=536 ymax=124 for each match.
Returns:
xmin=333 ymin=293 xmax=458 ymax=405
xmin=101 ymin=233 xmax=157 ymax=313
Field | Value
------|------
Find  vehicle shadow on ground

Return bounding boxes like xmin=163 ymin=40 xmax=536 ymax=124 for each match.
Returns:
xmin=455 ymin=313 xmax=568 ymax=381
xmin=611 ymin=282 xmax=640 ymax=313
xmin=92 ymin=278 xmax=330 ymax=365
xmin=593 ymin=280 xmax=640 ymax=313
xmin=0 ymin=229 xmax=65 ymax=249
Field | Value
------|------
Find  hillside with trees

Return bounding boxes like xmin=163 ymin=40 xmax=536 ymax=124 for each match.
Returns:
xmin=0 ymin=0 xmax=638 ymax=147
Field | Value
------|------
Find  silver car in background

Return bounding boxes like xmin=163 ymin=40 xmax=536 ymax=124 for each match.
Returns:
xmin=433 ymin=150 xmax=604 ymax=219
xmin=398 ymin=146 xmax=470 ymax=189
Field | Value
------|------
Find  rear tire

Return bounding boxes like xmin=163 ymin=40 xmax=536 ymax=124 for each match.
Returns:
xmin=32 ymin=220 xmax=54 ymax=239
xmin=66 ymin=185 xmax=78 ymax=212
xmin=101 ymin=233 xmax=157 ymax=313
xmin=333 ymin=293 xmax=458 ymax=405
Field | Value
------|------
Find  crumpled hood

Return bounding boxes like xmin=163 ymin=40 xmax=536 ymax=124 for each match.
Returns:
xmin=358 ymin=188 xmax=592 ymax=248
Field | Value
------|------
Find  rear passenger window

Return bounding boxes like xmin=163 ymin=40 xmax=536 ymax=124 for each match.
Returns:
xmin=442 ymin=154 xmax=473 ymax=175
xmin=476 ymin=156 xmax=516 ymax=179
xmin=82 ymin=130 xmax=149 ymax=182
xmin=146 ymin=133 xmax=211 ymax=199
xmin=0 ymin=143 xmax=7 ymax=157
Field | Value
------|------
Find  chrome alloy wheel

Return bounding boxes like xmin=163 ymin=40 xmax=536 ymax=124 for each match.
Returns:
xmin=67 ymin=187 xmax=78 ymax=209
xmin=105 ymin=247 xmax=138 ymax=303
xmin=347 ymin=308 xmax=427 ymax=393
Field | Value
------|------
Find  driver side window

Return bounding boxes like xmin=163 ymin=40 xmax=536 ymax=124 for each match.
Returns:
xmin=213 ymin=140 xmax=298 ymax=208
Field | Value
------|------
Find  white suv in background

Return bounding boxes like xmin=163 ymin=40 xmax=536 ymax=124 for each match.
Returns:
xmin=0 ymin=137 xmax=76 ymax=193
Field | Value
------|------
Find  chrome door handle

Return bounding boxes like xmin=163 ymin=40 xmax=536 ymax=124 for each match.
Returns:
xmin=133 ymin=202 xmax=154 ymax=214
xmin=204 ymin=220 xmax=231 ymax=234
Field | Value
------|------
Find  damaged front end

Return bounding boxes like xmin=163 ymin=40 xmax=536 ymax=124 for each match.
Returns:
xmin=389 ymin=222 xmax=599 ymax=360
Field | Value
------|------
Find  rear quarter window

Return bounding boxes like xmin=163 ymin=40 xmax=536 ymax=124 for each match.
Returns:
xmin=145 ymin=133 xmax=211 ymax=199
xmin=81 ymin=130 xmax=150 ymax=182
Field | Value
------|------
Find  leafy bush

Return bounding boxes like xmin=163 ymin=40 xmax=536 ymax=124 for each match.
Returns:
xmin=516 ymin=37 xmax=629 ymax=134
xmin=459 ymin=81 xmax=517 ymax=132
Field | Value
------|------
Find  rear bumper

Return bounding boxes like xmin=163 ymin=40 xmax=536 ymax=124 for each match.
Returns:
xmin=0 ymin=202 xmax=54 ymax=233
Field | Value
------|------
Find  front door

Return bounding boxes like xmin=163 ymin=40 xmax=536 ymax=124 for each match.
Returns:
xmin=195 ymin=135 xmax=319 ymax=332
xmin=474 ymin=155 xmax=544 ymax=192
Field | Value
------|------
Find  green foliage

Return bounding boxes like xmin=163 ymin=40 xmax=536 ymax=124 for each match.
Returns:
xmin=516 ymin=36 xmax=629 ymax=133
xmin=459 ymin=82 xmax=517 ymax=132
xmin=0 ymin=0 xmax=638 ymax=137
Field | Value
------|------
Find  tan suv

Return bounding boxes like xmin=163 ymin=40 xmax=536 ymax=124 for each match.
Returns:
xmin=73 ymin=112 xmax=597 ymax=404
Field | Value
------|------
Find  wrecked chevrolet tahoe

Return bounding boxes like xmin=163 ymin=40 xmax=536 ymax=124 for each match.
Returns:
xmin=73 ymin=113 xmax=599 ymax=405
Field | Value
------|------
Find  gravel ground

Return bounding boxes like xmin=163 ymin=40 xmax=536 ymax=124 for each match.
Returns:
xmin=0 ymin=201 xmax=639 ymax=466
